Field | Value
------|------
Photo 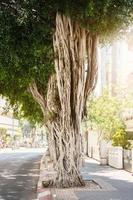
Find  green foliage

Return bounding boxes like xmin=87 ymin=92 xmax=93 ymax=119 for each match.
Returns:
xmin=0 ymin=0 xmax=133 ymax=124
xmin=0 ymin=127 xmax=10 ymax=144
xmin=0 ymin=127 xmax=7 ymax=136
xmin=11 ymin=94 xmax=44 ymax=124
xmin=57 ymin=0 xmax=133 ymax=37
xmin=0 ymin=1 xmax=55 ymax=123
xmin=88 ymin=91 xmax=125 ymax=139
xmin=87 ymin=89 xmax=133 ymax=138
xmin=112 ymin=128 xmax=131 ymax=149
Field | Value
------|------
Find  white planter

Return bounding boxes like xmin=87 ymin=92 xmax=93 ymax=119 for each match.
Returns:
xmin=108 ymin=147 xmax=123 ymax=169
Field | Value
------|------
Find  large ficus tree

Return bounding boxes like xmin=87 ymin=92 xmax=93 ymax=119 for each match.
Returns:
xmin=0 ymin=0 xmax=133 ymax=187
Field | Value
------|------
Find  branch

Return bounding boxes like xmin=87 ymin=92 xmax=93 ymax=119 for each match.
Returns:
xmin=29 ymin=81 xmax=46 ymax=115
xmin=84 ymin=34 xmax=98 ymax=107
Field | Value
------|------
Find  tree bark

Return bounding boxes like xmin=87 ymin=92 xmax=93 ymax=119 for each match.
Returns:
xmin=52 ymin=13 xmax=98 ymax=187
xmin=29 ymin=12 xmax=98 ymax=188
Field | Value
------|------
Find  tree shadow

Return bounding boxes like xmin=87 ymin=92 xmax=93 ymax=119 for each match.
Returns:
xmin=75 ymin=158 xmax=133 ymax=200
xmin=0 ymin=152 xmax=42 ymax=200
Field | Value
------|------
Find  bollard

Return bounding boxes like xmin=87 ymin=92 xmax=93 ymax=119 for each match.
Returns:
xmin=132 ymin=148 xmax=133 ymax=176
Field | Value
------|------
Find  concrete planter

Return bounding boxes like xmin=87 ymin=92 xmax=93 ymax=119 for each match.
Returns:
xmin=108 ymin=147 xmax=123 ymax=169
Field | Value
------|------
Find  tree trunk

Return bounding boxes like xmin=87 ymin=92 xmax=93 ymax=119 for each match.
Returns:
xmin=52 ymin=13 xmax=98 ymax=187
xmin=29 ymin=12 xmax=98 ymax=188
xmin=46 ymin=122 xmax=57 ymax=165
xmin=49 ymin=120 xmax=84 ymax=188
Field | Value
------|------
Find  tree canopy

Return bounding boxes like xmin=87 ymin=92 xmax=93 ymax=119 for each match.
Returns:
xmin=58 ymin=0 xmax=133 ymax=37
xmin=0 ymin=0 xmax=133 ymax=122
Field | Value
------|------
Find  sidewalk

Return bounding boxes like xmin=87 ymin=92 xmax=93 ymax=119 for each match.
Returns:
xmin=38 ymin=157 xmax=133 ymax=200
xmin=76 ymin=157 xmax=133 ymax=200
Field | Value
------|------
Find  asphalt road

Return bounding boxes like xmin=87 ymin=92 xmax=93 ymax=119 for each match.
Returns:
xmin=0 ymin=148 xmax=44 ymax=200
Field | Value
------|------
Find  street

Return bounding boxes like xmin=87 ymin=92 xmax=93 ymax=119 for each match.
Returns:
xmin=0 ymin=148 xmax=44 ymax=200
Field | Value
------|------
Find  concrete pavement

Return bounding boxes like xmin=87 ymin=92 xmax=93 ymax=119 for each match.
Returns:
xmin=0 ymin=148 xmax=44 ymax=200
xmin=75 ymin=158 xmax=133 ymax=200
xmin=37 ymin=155 xmax=133 ymax=200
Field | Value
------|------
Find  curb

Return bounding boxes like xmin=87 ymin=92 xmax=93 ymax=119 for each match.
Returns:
xmin=37 ymin=153 xmax=53 ymax=200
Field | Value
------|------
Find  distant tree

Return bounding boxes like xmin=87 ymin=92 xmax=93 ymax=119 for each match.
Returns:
xmin=0 ymin=0 xmax=133 ymax=187
xmin=0 ymin=127 xmax=9 ymax=145
xmin=112 ymin=128 xmax=131 ymax=149
xmin=87 ymin=90 xmax=133 ymax=144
